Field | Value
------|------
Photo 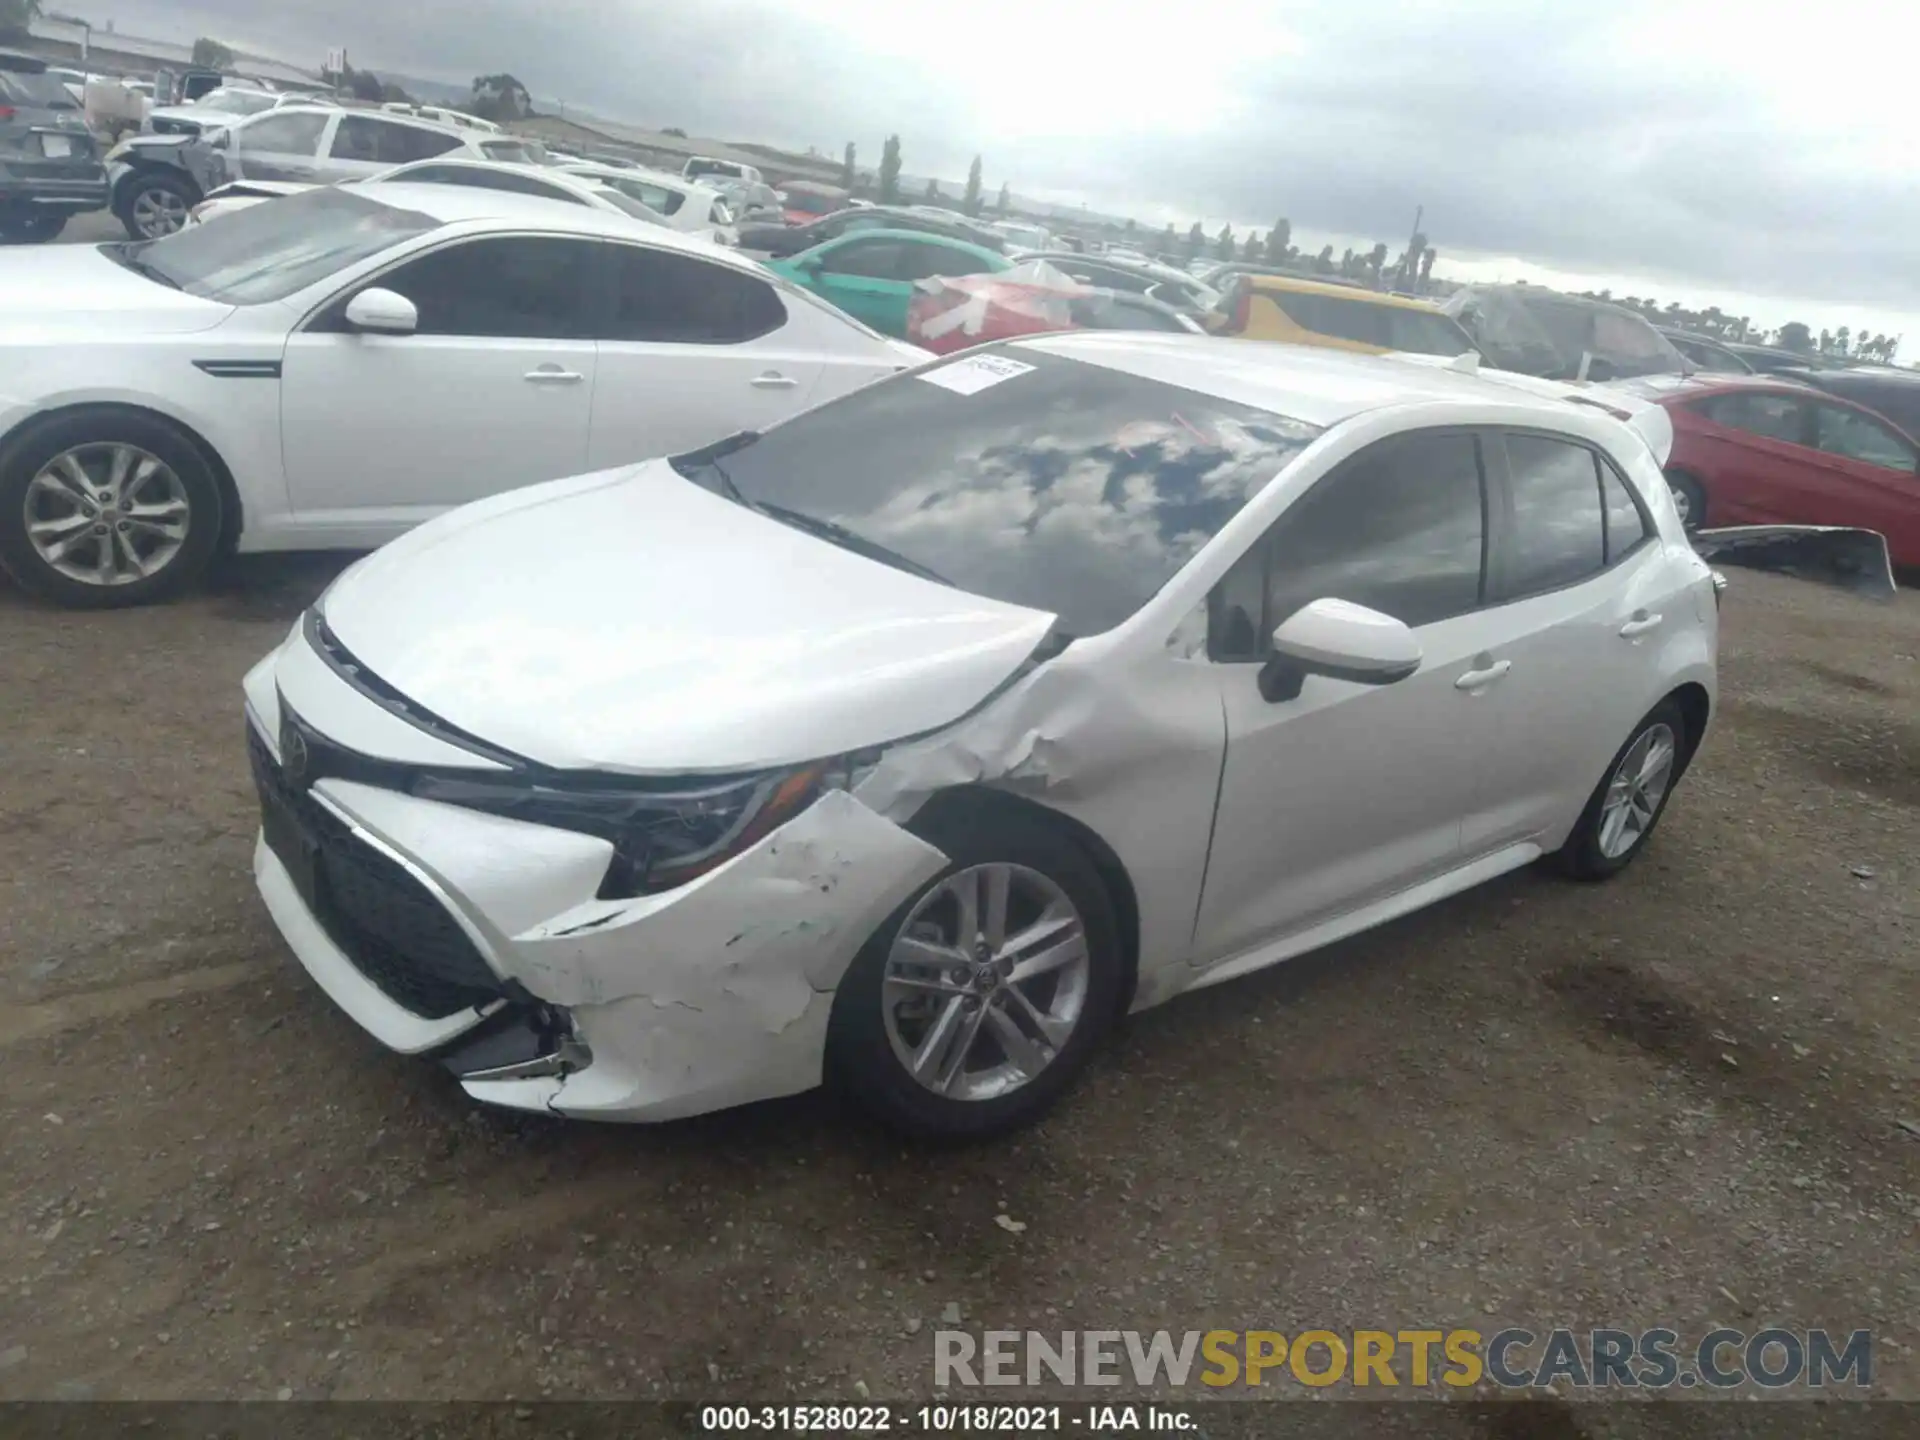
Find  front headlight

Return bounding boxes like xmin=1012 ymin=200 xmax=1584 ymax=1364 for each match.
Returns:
xmin=411 ymin=753 xmax=880 ymax=898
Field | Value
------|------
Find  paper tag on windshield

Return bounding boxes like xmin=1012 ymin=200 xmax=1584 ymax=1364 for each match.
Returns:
xmin=917 ymin=354 xmax=1036 ymax=396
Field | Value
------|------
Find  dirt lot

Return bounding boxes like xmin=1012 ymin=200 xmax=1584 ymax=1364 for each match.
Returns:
xmin=0 ymin=558 xmax=1915 ymax=1420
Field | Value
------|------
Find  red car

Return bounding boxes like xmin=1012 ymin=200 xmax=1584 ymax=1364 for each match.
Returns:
xmin=1628 ymin=375 xmax=1920 ymax=566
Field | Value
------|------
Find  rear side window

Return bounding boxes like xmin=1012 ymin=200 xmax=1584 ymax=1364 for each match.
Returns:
xmin=1696 ymin=392 xmax=1808 ymax=445
xmin=1216 ymin=432 xmax=1486 ymax=656
xmin=1811 ymin=404 xmax=1916 ymax=471
xmin=237 ymin=111 xmax=329 ymax=156
xmin=1601 ymin=463 xmax=1652 ymax=562
xmin=1500 ymin=435 xmax=1606 ymax=596
xmin=601 ymin=245 xmax=785 ymax=344
xmin=0 ymin=66 xmax=83 ymax=108
xmin=332 ymin=116 xmax=459 ymax=165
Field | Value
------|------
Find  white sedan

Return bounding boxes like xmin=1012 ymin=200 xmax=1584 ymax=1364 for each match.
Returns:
xmin=242 ymin=335 xmax=1727 ymax=1137
xmin=0 ymin=184 xmax=929 ymax=607
xmin=553 ymin=163 xmax=738 ymax=245
xmin=187 ymin=160 xmax=679 ymax=232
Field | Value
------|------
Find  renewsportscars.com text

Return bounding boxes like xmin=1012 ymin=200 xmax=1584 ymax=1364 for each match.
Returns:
xmin=934 ymin=1327 xmax=1873 ymax=1390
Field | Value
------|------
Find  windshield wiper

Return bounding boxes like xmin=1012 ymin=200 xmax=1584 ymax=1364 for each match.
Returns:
xmin=754 ymin=504 xmax=953 ymax=587
xmin=668 ymin=429 xmax=760 ymax=503
xmin=102 ymin=242 xmax=182 ymax=290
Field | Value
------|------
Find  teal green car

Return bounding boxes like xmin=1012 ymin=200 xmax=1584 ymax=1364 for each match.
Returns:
xmin=767 ymin=228 xmax=1010 ymax=337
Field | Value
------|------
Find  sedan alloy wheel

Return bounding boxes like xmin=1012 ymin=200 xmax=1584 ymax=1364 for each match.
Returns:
xmin=882 ymin=863 xmax=1091 ymax=1102
xmin=24 ymin=443 xmax=193 ymax=588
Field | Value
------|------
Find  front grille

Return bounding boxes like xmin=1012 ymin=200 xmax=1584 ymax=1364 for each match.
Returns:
xmin=249 ymin=722 xmax=504 ymax=1020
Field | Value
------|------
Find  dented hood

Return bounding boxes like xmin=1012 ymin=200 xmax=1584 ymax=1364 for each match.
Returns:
xmin=318 ymin=462 xmax=1060 ymax=774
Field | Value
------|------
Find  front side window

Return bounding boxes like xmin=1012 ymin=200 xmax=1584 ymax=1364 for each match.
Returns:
xmin=817 ymin=240 xmax=904 ymax=279
xmin=1812 ymin=404 xmax=1916 ymax=471
xmin=1217 ymin=432 xmax=1484 ymax=656
xmin=236 ymin=111 xmax=329 ymax=156
xmin=602 ymin=245 xmax=785 ymax=344
xmin=1501 ymin=434 xmax=1607 ymax=596
xmin=116 ymin=187 xmax=440 ymax=305
xmin=683 ymin=347 xmax=1322 ymax=638
xmin=360 ymin=236 xmax=598 ymax=338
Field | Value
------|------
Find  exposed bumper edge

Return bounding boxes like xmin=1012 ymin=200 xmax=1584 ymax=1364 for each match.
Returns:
xmin=253 ymin=833 xmax=495 ymax=1055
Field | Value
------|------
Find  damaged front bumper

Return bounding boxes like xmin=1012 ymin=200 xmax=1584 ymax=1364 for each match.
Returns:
xmin=243 ymin=651 xmax=947 ymax=1124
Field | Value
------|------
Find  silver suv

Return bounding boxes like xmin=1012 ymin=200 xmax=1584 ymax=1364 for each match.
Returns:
xmin=107 ymin=105 xmax=535 ymax=239
xmin=0 ymin=49 xmax=108 ymax=242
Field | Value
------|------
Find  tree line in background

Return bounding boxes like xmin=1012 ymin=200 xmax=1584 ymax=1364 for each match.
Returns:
xmin=1576 ymin=292 xmax=1900 ymax=363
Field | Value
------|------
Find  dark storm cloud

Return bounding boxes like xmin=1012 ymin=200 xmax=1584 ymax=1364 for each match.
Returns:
xmin=97 ymin=0 xmax=1916 ymax=315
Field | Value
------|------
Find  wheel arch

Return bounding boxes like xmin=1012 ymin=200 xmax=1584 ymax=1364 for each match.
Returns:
xmin=906 ymin=785 xmax=1143 ymax=1020
xmin=1 ymin=401 xmax=244 ymax=554
xmin=1665 ymin=681 xmax=1711 ymax=779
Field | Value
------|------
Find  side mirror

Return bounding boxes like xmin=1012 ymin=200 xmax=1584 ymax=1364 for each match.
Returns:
xmin=1257 ymin=598 xmax=1423 ymax=703
xmin=343 ymin=287 xmax=418 ymax=336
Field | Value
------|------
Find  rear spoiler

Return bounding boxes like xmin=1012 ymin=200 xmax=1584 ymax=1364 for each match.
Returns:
xmin=1692 ymin=526 xmax=1898 ymax=601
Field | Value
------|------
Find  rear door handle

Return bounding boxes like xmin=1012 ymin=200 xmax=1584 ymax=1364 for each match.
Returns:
xmin=524 ymin=366 xmax=584 ymax=385
xmin=1619 ymin=611 xmax=1663 ymax=638
xmin=750 ymin=372 xmax=799 ymax=389
xmin=1454 ymin=658 xmax=1512 ymax=692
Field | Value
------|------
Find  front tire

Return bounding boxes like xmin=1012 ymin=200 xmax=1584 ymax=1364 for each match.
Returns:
xmin=1553 ymin=699 xmax=1688 ymax=880
xmin=0 ymin=411 xmax=224 ymax=608
xmin=116 ymin=172 xmax=198 ymax=239
xmin=827 ymin=805 xmax=1124 ymax=1139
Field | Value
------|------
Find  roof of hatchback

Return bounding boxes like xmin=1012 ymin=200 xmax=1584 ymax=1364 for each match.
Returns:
xmin=1009 ymin=332 xmax=1593 ymax=427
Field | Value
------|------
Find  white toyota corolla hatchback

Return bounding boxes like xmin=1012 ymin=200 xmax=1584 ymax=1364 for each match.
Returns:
xmin=244 ymin=335 xmax=1722 ymax=1137
xmin=0 ymin=183 xmax=926 ymax=608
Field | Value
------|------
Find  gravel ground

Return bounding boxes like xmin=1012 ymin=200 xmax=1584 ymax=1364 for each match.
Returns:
xmin=0 ymin=558 xmax=1915 ymax=1424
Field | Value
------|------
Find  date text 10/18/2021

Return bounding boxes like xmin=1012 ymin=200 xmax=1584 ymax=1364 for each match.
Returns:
xmin=699 ymin=1405 xmax=1193 ymax=1432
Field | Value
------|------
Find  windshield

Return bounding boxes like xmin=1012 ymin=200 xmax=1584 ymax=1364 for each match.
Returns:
xmin=197 ymin=89 xmax=277 ymax=116
xmin=1450 ymin=290 xmax=1687 ymax=380
xmin=679 ymin=346 xmax=1322 ymax=637
xmin=110 ymin=186 xmax=440 ymax=304
xmin=0 ymin=67 xmax=82 ymax=109
xmin=481 ymin=139 xmax=539 ymax=165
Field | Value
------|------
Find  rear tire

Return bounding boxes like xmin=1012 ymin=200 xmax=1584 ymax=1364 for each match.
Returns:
xmin=827 ymin=805 xmax=1123 ymax=1139
xmin=1665 ymin=469 xmax=1706 ymax=531
xmin=1552 ymin=699 xmax=1688 ymax=881
xmin=0 ymin=410 xmax=224 ymax=609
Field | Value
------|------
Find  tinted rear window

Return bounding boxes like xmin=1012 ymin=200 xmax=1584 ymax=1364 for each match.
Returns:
xmin=0 ymin=67 xmax=80 ymax=108
xmin=685 ymin=347 xmax=1322 ymax=636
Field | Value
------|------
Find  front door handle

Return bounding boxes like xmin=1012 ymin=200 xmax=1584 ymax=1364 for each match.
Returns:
xmin=750 ymin=372 xmax=800 ymax=389
xmin=1454 ymin=657 xmax=1512 ymax=692
xmin=1619 ymin=611 xmax=1664 ymax=638
xmin=524 ymin=366 xmax=584 ymax=385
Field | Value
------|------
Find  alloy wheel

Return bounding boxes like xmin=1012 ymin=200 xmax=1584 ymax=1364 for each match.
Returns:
xmin=23 ymin=443 xmax=192 ymax=587
xmin=132 ymin=188 xmax=188 ymax=238
xmin=881 ymin=863 xmax=1091 ymax=1102
xmin=1597 ymin=722 xmax=1677 ymax=859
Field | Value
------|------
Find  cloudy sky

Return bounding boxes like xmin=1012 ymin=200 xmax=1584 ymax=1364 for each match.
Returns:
xmin=78 ymin=0 xmax=1918 ymax=349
